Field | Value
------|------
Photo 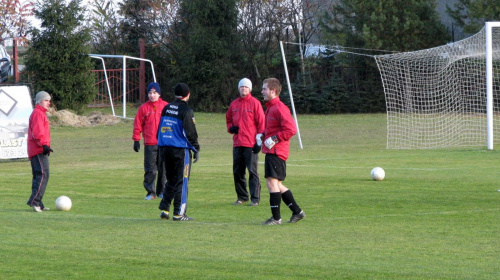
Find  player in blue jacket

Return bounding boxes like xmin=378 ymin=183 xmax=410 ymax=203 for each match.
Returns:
xmin=157 ymin=83 xmax=200 ymax=221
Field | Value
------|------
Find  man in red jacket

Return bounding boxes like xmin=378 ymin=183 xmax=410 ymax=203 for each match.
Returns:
xmin=226 ymin=78 xmax=265 ymax=206
xmin=132 ymin=82 xmax=168 ymax=200
xmin=260 ymin=78 xmax=305 ymax=225
xmin=27 ymin=91 xmax=53 ymax=212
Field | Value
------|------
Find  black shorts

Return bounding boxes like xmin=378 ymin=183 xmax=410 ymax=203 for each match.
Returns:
xmin=264 ymin=154 xmax=286 ymax=181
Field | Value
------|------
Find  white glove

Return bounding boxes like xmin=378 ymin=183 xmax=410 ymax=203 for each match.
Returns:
xmin=264 ymin=136 xmax=278 ymax=149
xmin=256 ymin=134 xmax=263 ymax=146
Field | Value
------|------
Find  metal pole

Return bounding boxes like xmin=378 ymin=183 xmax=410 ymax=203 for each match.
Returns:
xmin=122 ymin=56 xmax=126 ymax=118
xmin=280 ymin=41 xmax=303 ymax=149
xmin=485 ymin=22 xmax=500 ymax=150
xmin=90 ymin=56 xmax=115 ymax=116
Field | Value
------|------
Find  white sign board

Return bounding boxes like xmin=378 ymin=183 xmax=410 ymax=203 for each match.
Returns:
xmin=0 ymin=86 xmax=33 ymax=159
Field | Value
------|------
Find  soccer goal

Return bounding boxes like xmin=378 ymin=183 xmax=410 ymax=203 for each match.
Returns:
xmin=90 ymin=54 xmax=157 ymax=119
xmin=375 ymin=22 xmax=500 ymax=150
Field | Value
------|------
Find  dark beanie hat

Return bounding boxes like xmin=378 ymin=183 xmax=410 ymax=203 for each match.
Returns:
xmin=174 ymin=83 xmax=190 ymax=98
xmin=147 ymin=82 xmax=161 ymax=94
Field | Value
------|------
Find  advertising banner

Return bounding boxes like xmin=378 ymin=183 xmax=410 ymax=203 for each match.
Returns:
xmin=0 ymin=85 xmax=32 ymax=159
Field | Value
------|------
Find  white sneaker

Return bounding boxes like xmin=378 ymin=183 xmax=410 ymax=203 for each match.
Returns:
xmin=32 ymin=206 xmax=42 ymax=212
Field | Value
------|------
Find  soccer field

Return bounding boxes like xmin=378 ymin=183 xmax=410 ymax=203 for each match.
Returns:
xmin=1 ymin=112 xmax=499 ymax=279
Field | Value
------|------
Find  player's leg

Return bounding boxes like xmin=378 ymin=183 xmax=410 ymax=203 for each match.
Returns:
xmin=266 ymin=177 xmax=282 ymax=220
xmin=27 ymin=154 xmax=49 ymax=212
xmin=171 ymin=148 xmax=187 ymax=216
xmin=143 ymin=145 xmax=158 ymax=199
xmin=158 ymin=147 xmax=174 ymax=217
xmin=155 ymin=146 xmax=166 ymax=198
xmin=262 ymin=154 xmax=285 ymax=225
xmin=245 ymin=147 xmax=261 ymax=205
xmin=281 ymin=188 xmax=305 ymax=223
xmin=232 ymin=147 xmax=249 ymax=204
xmin=277 ymin=161 xmax=305 ymax=223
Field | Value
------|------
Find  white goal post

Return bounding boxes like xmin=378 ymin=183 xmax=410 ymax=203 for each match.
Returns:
xmin=375 ymin=22 xmax=500 ymax=150
xmin=279 ymin=41 xmax=303 ymax=149
xmin=90 ymin=54 xmax=157 ymax=119
xmin=485 ymin=22 xmax=500 ymax=149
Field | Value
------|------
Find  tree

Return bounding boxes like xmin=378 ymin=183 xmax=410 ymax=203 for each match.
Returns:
xmin=24 ymin=0 xmax=96 ymax=113
xmin=0 ymin=0 xmax=33 ymax=42
xmin=310 ymin=0 xmax=451 ymax=113
xmin=168 ymin=0 xmax=240 ymax=112
xmin=321 ymin=0 xmax=450 ymax=52
xmin=237 ymin=0 xmax=294 ymax=80
xmin=118 ymin=0 xmax=151 ymax=56
xmin=236 ymin=0 xmax=333 ymax=81
xmin=447 ymin=0 xmax=500 ymax=34
xmin=89 ymin=0 xmax=123 ymax=55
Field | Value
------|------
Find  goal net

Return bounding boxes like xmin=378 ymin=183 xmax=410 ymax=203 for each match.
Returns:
xmin=374 ymin=23 xmax=500 ymax=149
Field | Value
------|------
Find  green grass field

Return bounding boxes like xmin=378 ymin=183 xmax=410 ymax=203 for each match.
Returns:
xmin=1 ymin=112 xmax=499 ymax=279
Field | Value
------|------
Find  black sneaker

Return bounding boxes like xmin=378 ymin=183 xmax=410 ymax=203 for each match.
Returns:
xmin=173 ymin=215 xmax=194 ymax=221
xmin=160 ymin=210 xmax=169 ymax=220
xmin=288 ymin=210 xmax=306 ymax=223
xmin=261 ymin=217 xmax=282 ymax=225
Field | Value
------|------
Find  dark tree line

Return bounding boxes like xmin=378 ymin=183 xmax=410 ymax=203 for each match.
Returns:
xmin=21 ymin=0 xmax=499 ymax=113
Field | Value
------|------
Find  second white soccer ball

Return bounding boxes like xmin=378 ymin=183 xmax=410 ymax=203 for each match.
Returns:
xmin=55 ymin=196 xmax=72 ymax=211
xmin=371 ymin=167 xmax=385 ymax=181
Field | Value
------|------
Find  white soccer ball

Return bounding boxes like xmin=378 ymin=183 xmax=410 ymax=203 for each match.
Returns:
xmin=371 ymin=167 xmax=385 ymax=181
xmin=55 ymin=196 xmax=72 ymax=211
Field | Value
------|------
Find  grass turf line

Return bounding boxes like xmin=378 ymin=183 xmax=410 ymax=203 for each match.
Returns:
xmin=0 ymin=112 xmax=499 ymax=279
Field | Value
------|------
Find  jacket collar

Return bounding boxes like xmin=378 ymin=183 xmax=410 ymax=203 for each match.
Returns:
xmin=265 ymin=96 xmax=280 ymax=107
xmin=240 ymin=93 xmax=252 ymax=100
xmin=148 ymin=97 xmax=163 ymax=105
xmin=36 ymin=104 xmax=48 ymax=112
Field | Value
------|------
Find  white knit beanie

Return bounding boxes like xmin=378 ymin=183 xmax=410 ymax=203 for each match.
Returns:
xmin=238 ymin=78 xmax=252 ymax=91
xmin=35 ymin=91 xmax=51 ymax=104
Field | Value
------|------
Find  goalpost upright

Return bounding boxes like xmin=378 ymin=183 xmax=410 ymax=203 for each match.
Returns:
xmin=279 ymin=41 xmax=303 ymax=149
xmin=486 ymin=22 xmax=500 ymax=150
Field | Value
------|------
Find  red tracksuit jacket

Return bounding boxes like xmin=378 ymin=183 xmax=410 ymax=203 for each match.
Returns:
xmin=226 ymin=93 xmax=265 ymax=148
xmin=262 ymin=97 xmax=297 ymax=161
xmin=132 ymin=98 xmax=168 ymax=145
xmin=28 ymin=105 xmax=51 ymax=159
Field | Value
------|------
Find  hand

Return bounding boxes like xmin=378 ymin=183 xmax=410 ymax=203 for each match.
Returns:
xmin=252 ymin=143 xmax=261 ymax=154
xmin=133 ymin=141 xmax=140 ymax=152
xmin=256 ymin=133 xmax=263 ymax=146
xmin=264 ymin=136 xmax=278 ymax=149
xmin=229 ymin=126 xmax=239 ymax=134
xmin=193 ymin=152 xmax=200 ymax=163
xmin=42 ymin=145 xmax=53 ymax=156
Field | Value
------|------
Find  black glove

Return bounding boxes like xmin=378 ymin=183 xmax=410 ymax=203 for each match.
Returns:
xmin=193 ymin=152 xmax=200 ymax=163
xmin=252 ymin=143 xmax=261 ymax=154
xmin=133 ymin=141 xmax=140 ymax=152
xmin=42 ymin=145 xmax=53 ymax=156
xmin=229 ymin=126 xmax=239 ymax=134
